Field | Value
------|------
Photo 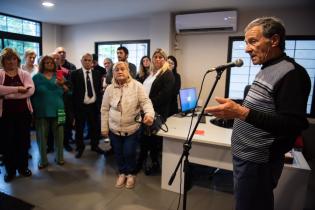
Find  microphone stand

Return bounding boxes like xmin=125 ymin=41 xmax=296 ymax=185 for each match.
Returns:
xmin=168 ymin=68 xmax=226 ymax=210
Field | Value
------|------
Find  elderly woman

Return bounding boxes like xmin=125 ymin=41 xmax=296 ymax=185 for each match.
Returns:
xmin=22 ymin=49 xmax=38 ymax=77
xmin=138 ymin=48 xmax=175 ymax=175
xmin=103 ymin=57 xmax=114 ymax=89
xmin=32 ymin=55 xmax=67 ymax=169
xmin=101 ymin=61 xmax=154 ymax=189
xmin=0 ymin=48 xmax=35 ymax=182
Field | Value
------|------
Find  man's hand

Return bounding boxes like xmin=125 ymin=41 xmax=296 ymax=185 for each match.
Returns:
xmin=205 ymin=97 xmax=249 ymax=120
xmin=143 ymin=114 xmax=154 ymax=126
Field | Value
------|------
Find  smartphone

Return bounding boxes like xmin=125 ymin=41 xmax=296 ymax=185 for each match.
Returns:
xmin=56 ymin=70 xmax=63 ymax=80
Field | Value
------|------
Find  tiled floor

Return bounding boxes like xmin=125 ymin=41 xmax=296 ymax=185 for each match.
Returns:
xmin=0 ymin=134 xmax=314 ymax=210
xmin=0 ymin=137 xmax=234 ymax=210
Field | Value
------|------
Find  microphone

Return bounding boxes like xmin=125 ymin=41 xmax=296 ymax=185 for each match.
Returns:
xmin=207 ymin=59 xmax=244 ymax=73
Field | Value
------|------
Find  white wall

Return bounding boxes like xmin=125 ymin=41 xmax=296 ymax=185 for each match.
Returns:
xmin=42 ymin=23 xmax=62 ymax=55
xmin=55 ymin=12 xmax=171 ymax=67
xmin=173 ymin=7 xmax=315 ymax=106
xmin=41 ymin=8 xmax=315 ymax=107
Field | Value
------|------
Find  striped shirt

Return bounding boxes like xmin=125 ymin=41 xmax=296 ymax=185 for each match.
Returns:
xmin=232 ymin=54 xmax=310 ymax=163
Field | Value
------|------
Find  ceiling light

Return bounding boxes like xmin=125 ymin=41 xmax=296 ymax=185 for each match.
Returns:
xmin=42 ymin=1 xmax=55 ymax=7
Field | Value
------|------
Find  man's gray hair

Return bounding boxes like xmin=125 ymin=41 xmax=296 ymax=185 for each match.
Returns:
xmin=245 ymin=17 xmax=286 ymax=51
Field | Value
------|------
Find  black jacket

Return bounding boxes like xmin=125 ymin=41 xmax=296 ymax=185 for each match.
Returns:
xmin=71 ymin=68 xmax=103 ymax=114
xmin=149 ymin=70 xmax=175 ymax=120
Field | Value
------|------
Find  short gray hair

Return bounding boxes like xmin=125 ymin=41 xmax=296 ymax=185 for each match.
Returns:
xmin=245 ymin=17 xmax=286 ymax=51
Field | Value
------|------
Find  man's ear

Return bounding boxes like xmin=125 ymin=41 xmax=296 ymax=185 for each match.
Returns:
xmin=270 ymin=34 xmax=280 ymax=47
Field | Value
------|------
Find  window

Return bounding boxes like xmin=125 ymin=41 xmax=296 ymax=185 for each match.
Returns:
xmin=0 ymin=13 xmax=42 ymax=63
xmin=226 ymin=36 xmax=315 ymax=117
xmin=95 ymin=40 xmax=150 ymax=71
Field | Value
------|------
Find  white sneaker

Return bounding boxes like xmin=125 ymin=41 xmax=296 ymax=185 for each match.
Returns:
xmin=126 ymin=174 xmax=136 ymax=189
xmin=115 ymin=174 xmax=126 ymax=188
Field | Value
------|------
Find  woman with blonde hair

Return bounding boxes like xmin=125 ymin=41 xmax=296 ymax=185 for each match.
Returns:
xmin=0 ymin=47 xmax=35 ymax=182
xmin=22 ymin=49 xmax=38 ymax=77
xmin=101 ymin=61 xmax=154 ymax=189
xmin=137 ymin=48 xmax=175 ymax=175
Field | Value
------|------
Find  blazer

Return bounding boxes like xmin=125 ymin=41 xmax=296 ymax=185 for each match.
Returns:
xmin=71 ymin=68 xmax=102 ymax=114
xmin=149 ymin=70 xmax=175 ymax=120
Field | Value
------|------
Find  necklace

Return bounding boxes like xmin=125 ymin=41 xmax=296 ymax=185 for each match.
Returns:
xmin=5 ymin=69 xmax=18 ymax=77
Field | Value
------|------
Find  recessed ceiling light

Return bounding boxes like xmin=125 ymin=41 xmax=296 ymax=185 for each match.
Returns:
xmin=42 ymin=1 xmax=55 ymax=7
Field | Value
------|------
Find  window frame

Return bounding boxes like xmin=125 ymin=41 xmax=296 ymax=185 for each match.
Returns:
xmin=95 ymin=39 xmax=150 ymax=68
xmin=0 ymin=12 xmax=42 ymax=56
xmin=226 ymin=35 xmax=315 ymax=118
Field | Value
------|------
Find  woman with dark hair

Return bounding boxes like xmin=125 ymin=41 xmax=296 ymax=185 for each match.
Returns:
xmin=32 ymin=55 xmax=67 ymax=169
xmin=136 ymin=56 xmax=151 ymax=84
xmin=0 ymin=47 xmax=35 ymax=182
xmin=167 ymin=55 xmax=181 ymax=116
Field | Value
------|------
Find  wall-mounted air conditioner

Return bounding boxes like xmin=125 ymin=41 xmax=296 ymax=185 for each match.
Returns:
xmin=175 ymin=10 xmax=237 ymax=34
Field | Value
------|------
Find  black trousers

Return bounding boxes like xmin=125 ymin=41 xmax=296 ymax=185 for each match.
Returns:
xmin=2 ymin=111 xmax=31 ymax=175
xmin=64 ymin=94 xmax=74 ymax=145
xmin=138 ymin=133 xmax=162 ymax=165
xmin=74 ymin=103 xmax=100 ymax=149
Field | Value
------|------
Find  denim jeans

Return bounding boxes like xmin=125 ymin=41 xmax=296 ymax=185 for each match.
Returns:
xmin=109 ymin=130 xmax=139 ymax=175
xmin=233 ymin=155 xmax=284 ymax=210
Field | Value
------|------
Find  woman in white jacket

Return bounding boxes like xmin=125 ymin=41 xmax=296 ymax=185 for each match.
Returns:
xmin=101 ymin=61 xmax=154 ymax=189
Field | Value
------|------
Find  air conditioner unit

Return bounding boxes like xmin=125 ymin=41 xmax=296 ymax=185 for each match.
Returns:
xmin=175 ymin=10 xmax=237 ymax=34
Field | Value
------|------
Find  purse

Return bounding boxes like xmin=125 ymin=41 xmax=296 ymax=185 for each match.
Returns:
xmin=135 ymin=112 xmax=168 ymax=136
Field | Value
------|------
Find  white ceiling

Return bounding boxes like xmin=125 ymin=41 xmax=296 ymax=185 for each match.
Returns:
xmin=0 ymin=0 xmax=314 ymax=25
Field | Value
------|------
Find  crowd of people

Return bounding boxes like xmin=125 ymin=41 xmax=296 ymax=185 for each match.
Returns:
xmin=0 ymin=45 xmax=181 ymax=189
xmin=0 ymin=16 xmax=311 ymax=210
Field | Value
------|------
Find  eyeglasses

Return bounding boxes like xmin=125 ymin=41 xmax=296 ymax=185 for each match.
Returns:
xmin=44 ymin=61 xmax=54 ymax=64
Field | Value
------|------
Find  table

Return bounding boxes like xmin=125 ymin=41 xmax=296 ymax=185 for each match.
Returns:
xmin=158 ymin=116 xmax=311 ymax=210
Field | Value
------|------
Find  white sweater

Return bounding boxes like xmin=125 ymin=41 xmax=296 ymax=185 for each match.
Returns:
xmin=101 ymin=78 xmax=154 ymax=136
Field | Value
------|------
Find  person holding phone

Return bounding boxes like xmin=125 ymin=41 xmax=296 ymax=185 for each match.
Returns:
xmin=52 ymin=52 xmax=73 ymax=152
xmin=32 ymin=55 xmax=68 ymax=169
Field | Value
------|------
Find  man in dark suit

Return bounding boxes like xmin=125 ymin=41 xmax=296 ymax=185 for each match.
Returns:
xmin=92 ymin=54 xmax=106 ymax=77
xmin=71 ymin=53 xmax=105 ymax=158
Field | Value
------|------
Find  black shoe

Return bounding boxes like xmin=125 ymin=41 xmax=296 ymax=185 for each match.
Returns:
xmin=91 ymin=146 xmax=105 ymax=154
xmin=105 ymin=148 xmax=114 ymax=156
xmin=64 ymin=144 xmax=73 ymax=152
xmin=18 ymin=168 xmax=32 ymax=177
xmin=38 ymin=163 xmax=48 ymax=169
xmin=145 ymin=162 xmax=160 ymax=176
xmin=4 ymin=173 xmax=15 ymax=182
xmin=55 ymin=159 xmax=65 ymax=166
xmin=47 ymin=147 xmax=54 ymax=153
xmin=135 ymin=163 xmax=143 ymax=173
xmin=75 ymin=146 xmax=85 ymax=158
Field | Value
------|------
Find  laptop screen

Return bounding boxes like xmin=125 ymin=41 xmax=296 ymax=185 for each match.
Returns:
xmin=179 ymin=87 xmax=197 ymax=113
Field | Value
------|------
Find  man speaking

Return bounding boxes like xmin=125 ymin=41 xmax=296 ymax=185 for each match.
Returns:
xmin=205 ymin=17 xmax=310 ymax=210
